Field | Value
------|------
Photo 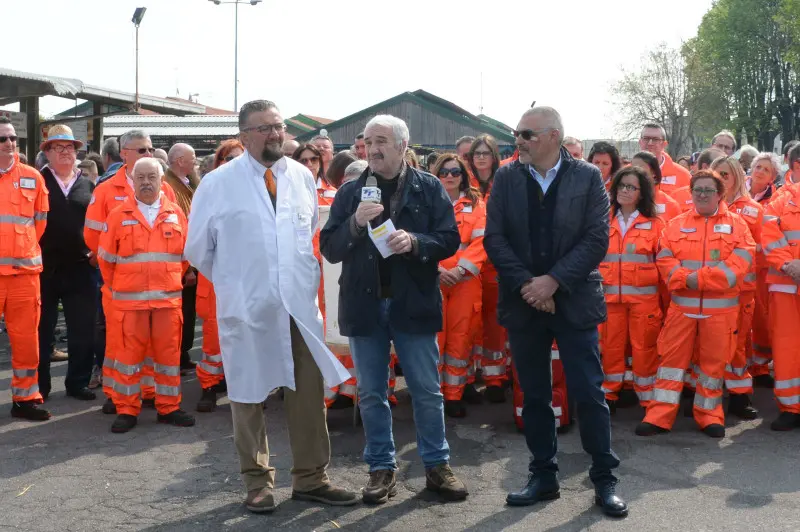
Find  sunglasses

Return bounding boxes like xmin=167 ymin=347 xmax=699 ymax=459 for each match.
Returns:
xmin=300 ymin=156 xmax=320 ymax=165
xmin=0 ymin=135 xmax=18 ymax=143
xmin=438 ymin=168 xmax=463 ymax=178
xmin=513 ymin=128 xmax=553 ymax=141
xmin=473 ymin=150 xmax=493 ymax=159
xmin=123 ymin=147 xmax=156 ymax=155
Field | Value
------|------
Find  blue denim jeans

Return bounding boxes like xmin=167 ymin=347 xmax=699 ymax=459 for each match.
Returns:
xmin=349 ymin=299 xmax=450 ymax=471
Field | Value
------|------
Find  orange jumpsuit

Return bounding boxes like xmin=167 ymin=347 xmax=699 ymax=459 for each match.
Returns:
xmin=195 ymin=273 xmax=223 ymax=390
xmin=98 ymin=195 xmax=188 ymax=417
xmin=655 ymin=189 xmax=682 ymax=223
xmin=85 ymin=165 xmax=177 ymax=400
xmin=670 ymin=186 xmax=694 ymax=213
xmin=0 ymin=154 xmax=48 ymax=403
xmin=598 ymin=212 xmax=664 ymax=406
xmin=761 ymin=188 xmax=800 ymax=413
xmin=644 ymin=204 xmax=754 ymax=430
xmin=726 ymin=196 xmax=762 ymax=395
xmin=657 ymin=153 xmax=692 ymax=197
xmin=438 ymin=195 xmax=487 ymax=400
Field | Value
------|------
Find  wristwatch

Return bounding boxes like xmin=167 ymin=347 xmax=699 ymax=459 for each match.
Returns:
xmin=457 ymin=266 xmax=466 ymax=276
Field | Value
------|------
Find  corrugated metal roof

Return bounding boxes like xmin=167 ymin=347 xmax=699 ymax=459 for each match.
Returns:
xmin=103 ymin=115 xmax=239 ymax=137
xmin=0 ymin=67 xmax=84 ymax=96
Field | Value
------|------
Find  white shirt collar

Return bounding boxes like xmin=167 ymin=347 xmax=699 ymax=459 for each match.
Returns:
xmin=136 ymin=196 xmax=161 ymax=227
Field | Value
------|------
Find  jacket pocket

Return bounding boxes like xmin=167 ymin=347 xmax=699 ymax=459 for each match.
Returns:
xmin=635 ymin=264 xmax=659 ymax=287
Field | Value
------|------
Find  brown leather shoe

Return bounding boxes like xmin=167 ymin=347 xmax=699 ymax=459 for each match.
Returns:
xmin=245 ymin=487 xmax=275 ymax=513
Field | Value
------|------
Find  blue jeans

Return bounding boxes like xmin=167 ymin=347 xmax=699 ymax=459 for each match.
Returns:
xmin=349 ymin=299 xmax=450 ymax=471
xmin=508 ymin=314 xmax=620 ymax=486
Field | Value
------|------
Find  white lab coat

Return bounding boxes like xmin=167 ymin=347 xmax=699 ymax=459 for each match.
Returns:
xmin=185 ymin=151 xmax=349 ymax=403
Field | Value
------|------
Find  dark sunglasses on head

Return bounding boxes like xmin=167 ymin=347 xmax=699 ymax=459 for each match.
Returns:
xmin=0 ymin=135 xmax=18 ymax=143
xmin=438 ymin=168 xmax=463 ymax=178
xmin=124 ymin=147 xmax=156 ymax=155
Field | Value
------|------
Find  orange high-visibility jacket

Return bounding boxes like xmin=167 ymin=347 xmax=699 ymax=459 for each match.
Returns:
xmin=97 ymin=195 xmax=188 ymax=311
xmin=656 ymin=203 xmax=755 ymax=315
xmin=599 ymin=212 xmax=665 ymax=304
xmin=84 ymin=165 xmax=177 ymax=255
xmin=762 ymin=187 xmax=800 ymax=295
xmin=439 ymin=195 xmax=487 ymax=278
xmin=669 ymin=186 xmax=694 ymax=213
xmin=0 ymin=154 xmax=48 ymax=275
xmin=655 ymin=189 xmax=682 ymax=223
xmin=728 ymin=195 xmax=763 ymax=291
xmin=314 ymin=178 xmax=337 ymax=261
xmin=658 ymin=153 xmax=692 ymax=196
xmin=196 ymin=273 xmax=216 ymax=320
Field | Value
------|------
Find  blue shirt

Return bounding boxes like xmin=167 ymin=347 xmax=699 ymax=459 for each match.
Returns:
xmin=528 ymin=156 xmax=563 ymax=195
xmin=97 ymin=161 xmax=123 ymax=185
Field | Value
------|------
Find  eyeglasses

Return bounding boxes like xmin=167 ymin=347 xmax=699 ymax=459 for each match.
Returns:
xmin=0 ymin=135 xmax=18 ymax=143
xmin=513 ymin=128 xmax=554 ymax=141
xmin=241 ymin=123 xmax=286 ymax=135
xmin=300 ymin=156 xmax=320 ymax=165
xmin=438 ymin=168 xmax=463 ymax=178
xmin=123 ymin=147 xmax=156 ymax=155
xmin=618 ymin=184 xmax=640 ymax=193
xmin=473 ymin=150 xmax=493 ymax=159
xmin=640 ymin=136 xmax=665 ymax=145
xmin=692 ymin=187 xmax=719 ymax=196
xmin=52 ymin=144 xmax=77 ymax=154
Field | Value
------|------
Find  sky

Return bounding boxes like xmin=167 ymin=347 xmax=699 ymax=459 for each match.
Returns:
xmin=2 ymin=0 xmax=714 ymax=140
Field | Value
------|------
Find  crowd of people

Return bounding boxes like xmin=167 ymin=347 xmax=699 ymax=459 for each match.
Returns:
xmin=1 ymin=99 xmax=799 ymax=518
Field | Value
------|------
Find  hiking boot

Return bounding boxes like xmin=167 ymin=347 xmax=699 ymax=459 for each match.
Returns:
xmin=196 ymin=388 xmax=218 ymax=413
xmin=141 ymin=398 xmax=156 ymax=409
xmin=702 ymin=423 xmax=725 ymax=438
xmin=10 ymin=401 xmax=51 ymax=421
xmin=157 ymin=409 xmax=196 ymax=427
xmin=444 ymin=399 xmax=466 ymax=418
xmin=770 ymin=411 xmax=800 ymax=431
xmin=425 ymin=464 xmax=468 ymax=501
xmin=484 ymin=385 xmax=506 ymax=404
xmin=362 ymin=469 xmax=397 ymax=505
xmin=292 ymin=484 xmax=358 ymax=506
xmin=462 ymin=384 xmax=483 ymax=405
xmin=727 ymin=394 xmax=758 ymax=420
xmin=245 ymin=487 xmax=275 ymax=513
xmin=753 ymin=374 xmax=775 ymax=388
xmin=102 ymin=398 xmax=117 ymax=415
xmin=111 ymin=414 xmax=138 ymax=433
xmin=635 ymin=422 xmax=669 ymax=436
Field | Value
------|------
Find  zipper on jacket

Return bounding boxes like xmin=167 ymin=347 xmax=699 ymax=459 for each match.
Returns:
xmin=617 ymin=229 xmax=624 ymax=304
xmin=699 ymin=217 xmax=708 ymax=314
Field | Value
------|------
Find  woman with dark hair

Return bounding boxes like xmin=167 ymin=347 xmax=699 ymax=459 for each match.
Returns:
xmin=598 ymin=167 xmax=663 ymax=412
xmin=631 ymin=151 xmax=682 ymax=222
xmin=587 ymin=141 xmax=622 ymax=191
xmin=638 ymin=170 xmax=755 ymax=439
xmin=292 ymin=143 xmax=325 ymax=182
xmin=212 ymin=139 xmax=244 ymax=170
xmin=326 ymin=150 xmax=358 ymax=188
xmin=432 ymin=154 xmax=487 ymax=418
xmin=465 ymin=135 xmax=508 ymax=400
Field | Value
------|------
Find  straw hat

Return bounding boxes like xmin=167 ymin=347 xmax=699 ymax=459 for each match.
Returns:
xmin=40 ymin=124 xmax=84 ymax=151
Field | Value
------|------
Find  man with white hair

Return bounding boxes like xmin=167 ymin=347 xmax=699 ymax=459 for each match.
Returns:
xmin=98 ymin=158 xmax=195 ymax=433
xmin=711 ymin=130 xmax=737 ymax=156
xmin=342 ymin=159 xmax=368 ymax=183
xmin=321 ymin=114 xmax=467 ymax=504
xmin=562 ymin=136 xmax=583 ymax=160
xmin=282 ymin=139 xmax=300 ymax=158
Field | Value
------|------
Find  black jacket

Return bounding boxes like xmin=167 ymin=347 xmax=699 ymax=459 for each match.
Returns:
xmin=39 ymin=167 xmax=95 ymax=274
xmin=484 ymin=149 xmax=610 ymax=330
xmin=320 ymin=166 xmax=459 ymax=336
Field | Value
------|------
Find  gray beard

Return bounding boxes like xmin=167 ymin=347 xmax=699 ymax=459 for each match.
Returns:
xmin=262 ymin=145 xmax=283 ymax=163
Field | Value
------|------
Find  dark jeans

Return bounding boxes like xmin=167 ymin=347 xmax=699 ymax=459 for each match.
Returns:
xmin=181 ymin=281 xmax=197 ymax=364
xmin=508 ymin=314 xmax=620 ymax=486
xmin=38 ymin=262 xmax=97 ymax=395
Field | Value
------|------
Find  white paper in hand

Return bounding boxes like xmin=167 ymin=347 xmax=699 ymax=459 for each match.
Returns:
xmin=368 ymin=219 xmax=397 ymax=258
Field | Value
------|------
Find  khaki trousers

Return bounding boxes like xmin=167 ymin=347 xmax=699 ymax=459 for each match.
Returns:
xmin=230 ymin=320 xmax=331 ymax=493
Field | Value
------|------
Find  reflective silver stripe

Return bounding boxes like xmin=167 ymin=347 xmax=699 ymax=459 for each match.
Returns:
xmin=472 ymin=345 xmax=483 ymax=356
xmin=442 ymin=372 xmax=467 ymax=385
xmin=11 ymin=384 xmax=39 ymax=397
xmin=112 ymin=290 xmax=182 ymax=301
xmin=0 ymin=256 xmax=42 ymax=267
xmin=34 ymin=211 xmax=47 ymax=221
xmin=693 ymin=393 xmax=722 ymax=410
xmin=482 ymin=365 xmax=506 ymax=376
xmin=604 ymin=285 xmax=658 ymax=296
xmin=154 ymin=363 xmax=181 ymax=377
xmin=12 ymin=368 xmax=37 ymax=378
xmin=442 ymin=353 xmax=469 ymax=368
xmin=763 ymin=215 xmax=778 ymax=222
xmin=657 ymin=248 xmax=673 ymax=259
xmin=784 ymin=230 xmax=800 ymax=242
xmin=768 ymin=267 xmax=792 ymax=278
xmin=551 ymin=349 xmax=560 ymax=360
xmin=696 ymin=371 xmax=723 ymax=391
xmin=637 ymin=390 xmax=655 ymax=402
xmin=725 ymin=364 xmax=747 ymax=377
xmin=733 ymin=248 xmax=753 ymax=265
xmin=141 ymin=376 xmax=155 ymax=387
xmin=667 ymin=264 xmax=680 ymax=283
xmin=97 ymin=247 xmax=118 ymax=263
xmin=197 ymin=361 xmax=225 ymax=375
xmin=764 ymin=237 xmax=789 ymax=254
xmin=776 ymin=394 xmax=800 ymax=406
xmin=671 ymin=295 xmax=738 ymax=309
xmin=457 ymin=257 xmax=480 ymax=276
xmin=471 ymin=228 xmax=485 ymax=239
xmin=339 ymin=384 xmax=357 ymax=397
xmin=482 ymin=349 xmax=505 ymax=361
xmin=0 ymin=214 xmax=34 ymax=226
xmin=657 ymin=367 xmax=685 ymax=382
xmin=634 ymin=375 xmax=656 ymax=386
xmin=775 ymin=377 xmax=800 ymax=390
xmin=653 ymin=388 xmax=681 ymax=404
xmin=156 ymin=384 xmax=180 ymax=396
xmin=725 ymin=378 xmax=752 ymax=389
xmin=713 ymin=262 xmax=736 ymax=288
xmin=109 ymin=378 xmax=140 ymax=396
xmin=116 ymin=252 xmax=183 ymax=265
xmin=143 ymin=356 xmax=154 ymax=366
xmin=603 ymin=253 xmax=654 ymax=264
xmin=458 ymin=243 xmax=468 ymax=251
xmin=107 ymin=359 xmax=141 ymax=376
xmin=624 ymin=371 xmax=634 ymax=383
xmin=604 ymin=373 xmax=625 ymax=383
xmin=203 ymin=353 xmax=223 ymax=363
xmin=769 ymin=284 xmax=799 ymax=294
xmin=84 ymin=219 xmax=105 ymax=231
xmin=324 ymin=388 xmax=338 ymax=400
xmin=347 ymin=367 xmax=357 ymax=378
xmin=744 ymin=272 xmax=757 ymax=283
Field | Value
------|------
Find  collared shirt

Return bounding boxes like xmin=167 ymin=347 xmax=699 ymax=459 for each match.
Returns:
xmin=0 ymin=159 xmax=14 ymax=174
xmin=247 ymin=151 xmax=275 ymax=186
xmin=617 ymin=209 xmax=640 ymax=238
xmin=528 ymin=156 xmax=563 ymax=195
xmin=180 ymin=175 xmax=190 ymax=186
xmin=137 ymin=196 xmax=161 ymax=227
xmin=47 ymin=166 xmax=79 ymax=197
xmin=746 ymin=178 xmax=771 ymax=202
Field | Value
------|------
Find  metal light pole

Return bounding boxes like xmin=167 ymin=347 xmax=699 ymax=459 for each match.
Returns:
xmin=209 ymin=0 xmax=262 ymax=112
xmin=132 ymin=7 xmax=147 ymax=112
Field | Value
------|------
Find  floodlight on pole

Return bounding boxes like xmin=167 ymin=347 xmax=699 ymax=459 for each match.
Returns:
xmin=132 ymin=7 xmax=147 ymax=112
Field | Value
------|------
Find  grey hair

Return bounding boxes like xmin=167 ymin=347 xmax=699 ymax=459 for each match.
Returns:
xmin=737 ymin=144 xmax=758 ymax=158
xmin=238 ymin=100 xmax=279 ymax=128
xmin=712 ymin=129 xmax=737 ymax=150
xmin=562 ymin=136 xmax=582 ymax=146
xmin=523 ymin=106 xmax=565 ymax=143
xmin=751 ymin=151 xmax=782 ymax=177
xmin=119 ymin=130 xmax=150 ymax=149
xmin=343 ymin=160 xmax=368 ymax=183
xmin=364 ymin=115 xmax=410 ymax=148
xmin=101 ymin=137 xmax=121 ymax=162
xmin=132 ymin=157 xmax=164 ymax=177
xmin=167 ymin=143 xmax=194 ymax=164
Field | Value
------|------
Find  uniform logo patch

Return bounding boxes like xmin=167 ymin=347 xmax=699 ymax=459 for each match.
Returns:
xmin=165 ymin=214 xmax=179 ymax=224
xmin=714 ymin=224 xmax=732 ymax=234
xmin=680 ymin=227 xmax=697 ymax=233
xmin=662 ymin=175 xmax=676 ymax=185
xmin=634 ymin=221 xmax=652 ymax=230
xmin=741 ymin=206 xmax=758 ymax=218
xmin=710 ymin=249 xmax=721 ymax=261
xmin=655 ymin=204 xmax=666 ymax=214
xmin=114 ymin=196 xmax=127 ymax=201
xmin=626 ymin=243 xmax=637 ymax=253
xmin=462 ymin=205 xmax=473 ymax=213
xmin=122 ymin=220 xmax=139 ymax=226
xmin=20 ymin=178 xmax=36 ymax=189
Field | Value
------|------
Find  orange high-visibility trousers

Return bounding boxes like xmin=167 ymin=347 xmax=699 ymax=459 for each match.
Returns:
xmin=439 ymin=276 xmax=482 ymax=401
xmin=770 ymin=292 xmax=800 ymax=413
xmin=643 ymin=308 xmax=737 ymax=430
xmin=599 ymin=300 xmax=662 ymax=406
xmin=101 ymin=291 xmax=116 ymax=400
xmin=108 ymin=307 xmax=183 ymax=416
xmin=750 ymin=269 xmax=772 ymax=375
xmin=195 ymin=275 xmax=224 ymax=390
xmin=1 ymin=275 xmax=43 ymax=402
xmin=478 ymin=268 xmax=508 ymax=386
xmin=726 ymin=291 xmax=755 ymax=394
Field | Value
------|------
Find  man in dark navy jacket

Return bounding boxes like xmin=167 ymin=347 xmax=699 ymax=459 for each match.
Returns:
xmin=484 ymin=107 xmax=627 ymax=517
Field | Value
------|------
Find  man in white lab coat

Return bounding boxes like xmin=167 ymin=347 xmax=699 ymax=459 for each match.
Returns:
xmin=185 ymin=100 xmax=357 ymax=513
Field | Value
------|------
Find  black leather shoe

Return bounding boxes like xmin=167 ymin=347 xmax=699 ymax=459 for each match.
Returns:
xmin=102 ymin=398 xmax=117 ymax=415
xmin=66 ymin=387 xmax=97 ymax=401
xmin=210 ymin=378 xmax=227 ymax=394
xmin=702 ymin=423 xmax=725 ymax=438
xmin=727 ymin=394 xmax=758 ymax=420
xmin=635 ymin=422 xmax=669 ymax=436
xmin=462 ymin=384 xmax=483 ymax=405
xmin=595 ymin=482 xmax=628 ymax=517
xmin=158 ymin=409 xmax=196 ymax=427
xmin=111 ymin=414 xmax=137 ymax=433
xmin=753 ymin=374 xmax=775 ymax=389
xmin=506 ymin=474 xmax=560 ymax=506
xmin=196 ymin=388 xmax=217 ymax=413
xmin=444 ymin=400 xmax=466 ymax=418
xmin=607 ymin=400 xmax=617 ymax=415
xmin=11 ymin=401 xmax=51 ymax=421
xmin=141 ymin=398 xmax=156 ymax=409
xmin=484 ymin=385 xmax=507 ymax=404
xmin=617 ymin=389 xmax=638 ymax=408
xmin=770 ymin=411 xmax=800 ymax=431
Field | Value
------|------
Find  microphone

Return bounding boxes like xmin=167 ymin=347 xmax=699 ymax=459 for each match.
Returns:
xmin=361 ymin=175 xmax=381 ymax=203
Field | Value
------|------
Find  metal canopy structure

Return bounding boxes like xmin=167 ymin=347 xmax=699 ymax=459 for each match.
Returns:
xmin=0 ymin=67 xmax=206 ymax=159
